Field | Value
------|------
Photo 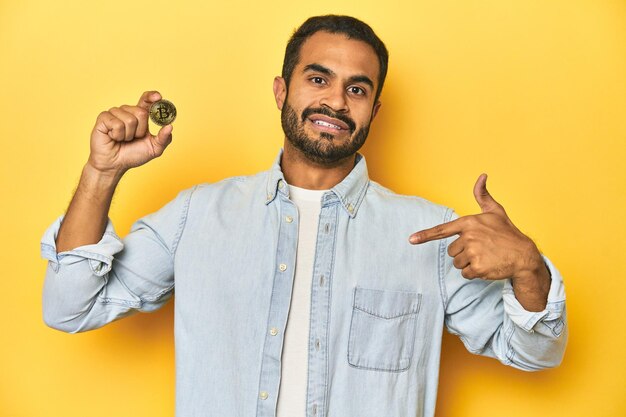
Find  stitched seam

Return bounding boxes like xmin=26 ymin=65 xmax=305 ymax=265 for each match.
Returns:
xmin=347 ymin=361 xmax=411 ymax=373
xmin=40 ymin=243 xmax=59 ymax=264
xmin=504 ymin=323 xmax=516 ymax=364
xmin=438 ymin=208 xmax=453 ymax=311
xmin=97 ymin=296 xmax=142 ymax=308
xmin=141 ymin=284 xmax=175 ymax=302
xmin=353 ymin=305 xmax=418 ymax=319
xmin=59 ymin=250 xmax=112 ymax=265
xmin=255 ymin=191 xmax=282 ymax=416
xmin=322 ymin=206 xmax=339 ymax=416
xmin=171 ymin=185 xmax=197 ymax=258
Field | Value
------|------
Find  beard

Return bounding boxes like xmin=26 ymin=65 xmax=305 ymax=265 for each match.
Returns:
xmin=281 ymin=101 xmax=371 ymax=166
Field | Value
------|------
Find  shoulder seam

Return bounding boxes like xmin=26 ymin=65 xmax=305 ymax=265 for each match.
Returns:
xmin=171 ymin=185 xmax=198 ymax=258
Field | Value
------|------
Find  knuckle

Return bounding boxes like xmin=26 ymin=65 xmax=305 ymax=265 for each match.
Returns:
xmin=466 ymin=216 xmax=479 ymax=227
xmin=473 ymin=264 xmax=485 ymax=275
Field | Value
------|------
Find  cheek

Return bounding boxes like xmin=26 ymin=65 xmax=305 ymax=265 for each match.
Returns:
xmin=355 ymin=107 xmax=375 ymax=127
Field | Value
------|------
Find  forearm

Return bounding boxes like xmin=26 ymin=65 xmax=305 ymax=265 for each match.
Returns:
xmin=56 ymin=163 xmax=124 ymax=252
xmin=511 ymin=265 xmax=551 ymax=311
xmin=510 ymin=247 xmax=551 ymax=312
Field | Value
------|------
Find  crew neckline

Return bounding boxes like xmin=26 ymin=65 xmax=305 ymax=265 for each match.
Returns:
xmin=289 ymin=184 xmax=329 ymax=203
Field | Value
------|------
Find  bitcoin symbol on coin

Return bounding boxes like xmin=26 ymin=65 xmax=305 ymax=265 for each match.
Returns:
xmin=149 ymin=99 xmax=177 ymax=126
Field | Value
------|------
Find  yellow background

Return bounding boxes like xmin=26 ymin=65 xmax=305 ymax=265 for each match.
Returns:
xmin=1 ymin=0 xmax=624 ymax=416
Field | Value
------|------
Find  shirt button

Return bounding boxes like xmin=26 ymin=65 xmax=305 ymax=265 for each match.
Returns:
xmin=347 ymin=203 xmax=354 ymax=214
xmin=324 ymin=223 xmax=330 ymax=233
xmin=270 ymin=327 xmax=279 ymax=336
xmin=279 ymin=263 xmax=287 ymax=272
xmin=315 ymin=338 xmax=320 ymax=351
xmin=278 ymin=180 xmax=285 ymax=189
xmin=319 ymin=275 xmax=325 ymax=287
xmin=312 ymin=403 xmax=318 ymax=416
xmin=259 ymin=391 xmax=269 ymax=400
xmin=285 ymin=215 xmax=293 ymax=223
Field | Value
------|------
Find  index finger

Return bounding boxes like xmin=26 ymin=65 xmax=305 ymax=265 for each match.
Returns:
xmin=137 ymin=90 xmax=162 ymax=110
xmin=409 ymin=218 xmax=464 ymax=244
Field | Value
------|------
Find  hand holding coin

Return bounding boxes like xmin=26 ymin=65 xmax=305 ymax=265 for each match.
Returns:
xmin=88 ymin=90 xmax=175 ymax=177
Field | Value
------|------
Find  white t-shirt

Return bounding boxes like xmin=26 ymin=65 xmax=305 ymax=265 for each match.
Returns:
xmin=276 ymin=184 xmax=327 ymax=417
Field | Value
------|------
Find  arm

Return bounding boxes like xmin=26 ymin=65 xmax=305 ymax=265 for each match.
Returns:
xmin=55 ymin=164 xmax=120 ymax=253
xmin=439 ymin=223 xmax=567 ymax=370
xmin=41 ymin=91 xmax=175 ymax=333
xmin=56 ymin=90 xmax=172 ymax=252
xmin=409 ymin=175 xmax=567 ymax=369
xmin=41 ymin=187 xmax=193 ymax=333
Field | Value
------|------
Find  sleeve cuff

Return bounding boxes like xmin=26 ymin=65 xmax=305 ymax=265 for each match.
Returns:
xmin=40 ymin=215 xmax=124 ymax=276
xmin=502 ymin=255 xmax=566 ymax=332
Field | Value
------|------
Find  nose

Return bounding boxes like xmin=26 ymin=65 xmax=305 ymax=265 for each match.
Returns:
xmin=319 ymin=85 xmax=348 ymax=113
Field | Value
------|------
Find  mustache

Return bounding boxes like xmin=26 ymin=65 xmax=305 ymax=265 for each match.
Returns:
xmin=301 ymin=107 xmax=356 ymax=133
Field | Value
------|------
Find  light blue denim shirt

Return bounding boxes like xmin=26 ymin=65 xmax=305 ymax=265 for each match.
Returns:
xmin=41 ymin=148 xmax=567 ymax=417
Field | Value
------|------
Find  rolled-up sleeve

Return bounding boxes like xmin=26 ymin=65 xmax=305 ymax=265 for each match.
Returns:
xmin=40 ymin=186 xmax=196 ymax=333
xmin=502 ymin=255 xmax=566 ymax=333
xmin=440 ymin=210 xmax=568 ymax=371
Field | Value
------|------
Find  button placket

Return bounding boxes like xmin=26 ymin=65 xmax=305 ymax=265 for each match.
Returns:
xmin=306 ymin=201 xmax=339 ymax=417
xmin=256 ymin=195 xmax=298 ymax=416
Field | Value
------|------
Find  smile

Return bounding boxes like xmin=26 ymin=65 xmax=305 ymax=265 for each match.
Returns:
xmin=313 ymin=120 xmax=343 ymax=130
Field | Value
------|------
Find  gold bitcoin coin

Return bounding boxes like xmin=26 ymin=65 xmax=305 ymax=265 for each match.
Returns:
xmin=149 ymin=99 xmax=177 ymax=126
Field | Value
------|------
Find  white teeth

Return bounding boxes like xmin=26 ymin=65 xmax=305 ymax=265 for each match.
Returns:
xmin=314 ymin=120 xmax=341 ymax=130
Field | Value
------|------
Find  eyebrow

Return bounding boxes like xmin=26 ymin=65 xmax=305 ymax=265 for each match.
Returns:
xmin=303 ymin=63 xmax=375 ymax=91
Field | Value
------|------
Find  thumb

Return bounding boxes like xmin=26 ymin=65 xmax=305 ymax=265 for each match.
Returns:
xmin=473 ymin=173 xmax=505 ymax=214
xmin=152 ymin=124 xmax=173 ymax=156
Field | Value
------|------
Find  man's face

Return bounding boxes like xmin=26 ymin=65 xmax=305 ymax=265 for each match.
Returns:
xmin=274 ymin=31 xmax=382 ymax=165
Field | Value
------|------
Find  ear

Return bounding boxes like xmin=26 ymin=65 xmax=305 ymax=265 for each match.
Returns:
xmin=371 ymin=100 xmax=382 ymax=121
xmin=273 ymin=76 xmax=287 ymax=110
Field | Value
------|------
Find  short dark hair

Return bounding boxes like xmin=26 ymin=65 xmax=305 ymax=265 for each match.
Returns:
xmin=282 ymin=15 xmax=389 ymax=102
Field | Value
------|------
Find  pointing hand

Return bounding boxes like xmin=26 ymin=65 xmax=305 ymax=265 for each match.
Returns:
xmin=409 ymin=174 xmax=545 ymax=283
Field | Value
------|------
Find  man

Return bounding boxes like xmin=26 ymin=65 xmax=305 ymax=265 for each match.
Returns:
xmin=41 ymin=15 xmax=567 ymax=417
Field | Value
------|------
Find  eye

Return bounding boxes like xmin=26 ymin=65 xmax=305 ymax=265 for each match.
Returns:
xmin=310 ymin=77 xmax=326 ymax=85
xmin=348 ymin=86 xmax=366 ymax=96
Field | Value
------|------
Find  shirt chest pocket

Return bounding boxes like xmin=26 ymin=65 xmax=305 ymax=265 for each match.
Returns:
xmin=348 ymin=287 xmax=422 ymax=372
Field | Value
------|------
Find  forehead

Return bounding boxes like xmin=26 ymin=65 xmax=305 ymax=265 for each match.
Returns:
xmin=297 ymin=31 xmax=380 ymax=84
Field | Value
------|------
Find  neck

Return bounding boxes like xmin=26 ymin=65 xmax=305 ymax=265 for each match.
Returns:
xmin=281 ymin=139 xmax=356 ymax=190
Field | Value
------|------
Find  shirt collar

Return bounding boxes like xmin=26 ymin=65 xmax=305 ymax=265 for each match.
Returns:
xmin=265 ymin=148 xmax=370 ymax=218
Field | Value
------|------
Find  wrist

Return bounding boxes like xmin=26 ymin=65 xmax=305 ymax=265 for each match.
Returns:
xmin=84 ymin=160 xmax=125 ymax=184
xmin=80 ymin=162 xmax=124 ymax=197
xmin=511 ymin=251 xmax=551 ymax=311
